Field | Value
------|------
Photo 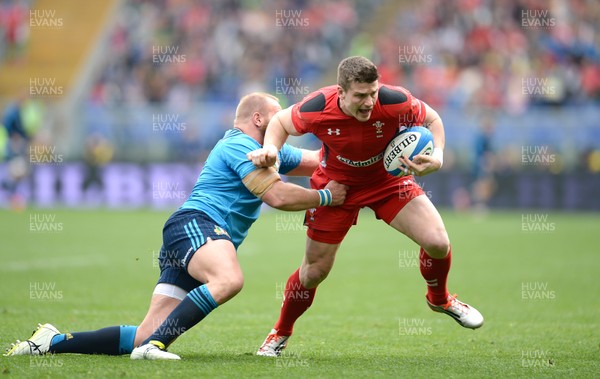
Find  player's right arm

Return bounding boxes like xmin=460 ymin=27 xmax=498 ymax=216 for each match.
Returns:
xmin=248 ymin=107 xmax=301 ymax=168
xmin=284 ymin=149 xmax=320 ymax=177
xmin=241 ymin=167 xmax=346 ymax=210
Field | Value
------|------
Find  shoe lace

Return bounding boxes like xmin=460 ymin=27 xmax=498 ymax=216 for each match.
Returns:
xmin=27 ymin=340 xmax=43 ymax=355
xmin=443 ymin=294 xmax=469 ymax=315
xmin=264 ymin=334 xmax=279 ymax=346
xmin=261 ymin=333 xmax=286 ymax=350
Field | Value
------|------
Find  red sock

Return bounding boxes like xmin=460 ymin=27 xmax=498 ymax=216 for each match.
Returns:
xmin=420 ymin=247 xmax=451 ymax=305
xmin=274 ymin=268 xmax=316 ymax=336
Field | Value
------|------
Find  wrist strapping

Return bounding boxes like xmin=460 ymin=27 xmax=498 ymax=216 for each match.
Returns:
xmin=317 ymin=189 xmax=333 ymax=206
xmin=432 ymin=147 xmax=444 ymax=168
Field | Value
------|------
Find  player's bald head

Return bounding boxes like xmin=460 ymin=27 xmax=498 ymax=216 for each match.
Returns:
xmin=337 ymin=56 xmax=380 ymax=91
xmin=235 ymin=92 xmax=280 ymax=122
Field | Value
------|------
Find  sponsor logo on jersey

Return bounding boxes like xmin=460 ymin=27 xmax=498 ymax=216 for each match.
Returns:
xmin=327 ymin=128 xmax=341 ymax=135
xmin=214 ymin=225 xmax=229 ymax=236
xmin=336 ymin=153 xmax=383 ymax=167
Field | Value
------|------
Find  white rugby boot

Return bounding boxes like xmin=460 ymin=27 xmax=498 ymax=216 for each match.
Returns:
xmin=427 ymin=294 xmax=484 ymax=329
xmin=256 ymin=329 xmax=290 ymax=357
xmin=130 ymin=341 xmax=181 ymax=360
xmin=4 ymin=323 xmax=60 ymax=356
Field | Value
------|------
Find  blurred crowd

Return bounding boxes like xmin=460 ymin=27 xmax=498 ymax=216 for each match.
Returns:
xmin=0 ymin=0 xmax=30 ymax=63
xmin=85 ymin=0 xmax=600 ymax=112
xmin=1 ymin=0 xmax=599 ymax=210
xmin=90 ymin=0 xmax=378 ymax=109
xmin=80 ymin=0 xmax=381 ymax=163
xmin=375 ymin=0 xmax=600 ymax=112
xmin=2 ymin=0 xmax=599 ymax=166
xmin=3 ymin=0 xmax=600 ymax=110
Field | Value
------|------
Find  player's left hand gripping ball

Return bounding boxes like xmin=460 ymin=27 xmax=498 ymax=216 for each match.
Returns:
xmin=402 ymin=154 xmax=441 ymax=177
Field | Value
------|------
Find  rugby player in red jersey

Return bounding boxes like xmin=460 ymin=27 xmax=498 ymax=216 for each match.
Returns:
xmin=249 ymin=56 xmax=484 ymax=356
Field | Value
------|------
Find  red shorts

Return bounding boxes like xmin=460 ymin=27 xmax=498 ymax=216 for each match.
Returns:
xmin=305 ymin=167 xmax=424 ymax=244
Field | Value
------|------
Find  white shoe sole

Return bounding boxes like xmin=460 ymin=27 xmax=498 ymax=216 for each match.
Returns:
xmin=131 ymin=344 xmax=181 ymax=360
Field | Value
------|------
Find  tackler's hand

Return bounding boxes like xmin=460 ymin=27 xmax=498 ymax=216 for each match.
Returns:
xmin=324 ymin=180 xmax=349 ymax=206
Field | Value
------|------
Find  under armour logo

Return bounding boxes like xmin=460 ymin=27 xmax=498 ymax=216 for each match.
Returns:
xmin=327 ymin=128 xmax=341 ymax=135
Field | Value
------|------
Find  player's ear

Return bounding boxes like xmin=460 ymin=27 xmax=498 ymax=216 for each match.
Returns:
xmin=337 ymin=85 xmax=345 ymax=100
xmin=252 ymin=111 xmax=262 ymax=128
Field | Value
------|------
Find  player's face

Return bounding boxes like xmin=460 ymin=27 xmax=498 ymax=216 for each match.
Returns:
xmin=338 ymin=81 xmax=379 ymax=122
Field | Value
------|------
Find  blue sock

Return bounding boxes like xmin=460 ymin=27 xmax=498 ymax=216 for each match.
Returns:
xmin=49 ymin=325 xmax=137 ymax=355
xmin=143 ymin=284 xmax=218 ymax=348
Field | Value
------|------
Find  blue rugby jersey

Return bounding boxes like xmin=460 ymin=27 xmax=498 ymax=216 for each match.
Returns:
xmin=180 ymin=129 xmax=302 ymax=248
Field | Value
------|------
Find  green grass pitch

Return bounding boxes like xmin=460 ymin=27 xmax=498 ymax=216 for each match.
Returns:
xmin=1 ymin=208 xmax=598 ymax=378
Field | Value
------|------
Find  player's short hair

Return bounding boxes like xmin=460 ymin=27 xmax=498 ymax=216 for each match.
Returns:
xmin=337 ymin=56 xmax=380 ymax=91
xmin=235 ymin=92 xmax=280 ymax=121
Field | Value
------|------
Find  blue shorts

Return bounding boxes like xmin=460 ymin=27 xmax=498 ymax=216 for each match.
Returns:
xmin=156 ymin=209 xmax=233 ymax=293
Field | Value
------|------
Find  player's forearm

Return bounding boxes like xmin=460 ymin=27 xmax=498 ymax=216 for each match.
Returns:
xmin=285 ymin=149 xmax=320 ymax=176
xmin=263 ymin=181 xmax=323 ymax=211
xmin=264 ymin=114 xmax=291 ymax=151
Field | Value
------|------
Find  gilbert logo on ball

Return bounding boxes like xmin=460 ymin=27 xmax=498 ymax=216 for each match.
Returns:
xmin=383 ymin=126 xmax=434 ymax=177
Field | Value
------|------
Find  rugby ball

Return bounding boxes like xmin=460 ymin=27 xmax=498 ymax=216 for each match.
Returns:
xmin=383 ymin=126 xmax=434 ymax=177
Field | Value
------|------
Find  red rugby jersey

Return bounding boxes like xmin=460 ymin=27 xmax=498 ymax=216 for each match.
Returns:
xmin=291 ymin=84 xmax=427 ymax=185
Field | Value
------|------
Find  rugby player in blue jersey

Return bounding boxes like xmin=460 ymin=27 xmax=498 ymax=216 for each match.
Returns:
xmin=5 ymin=92 xmax=347 ymax=360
